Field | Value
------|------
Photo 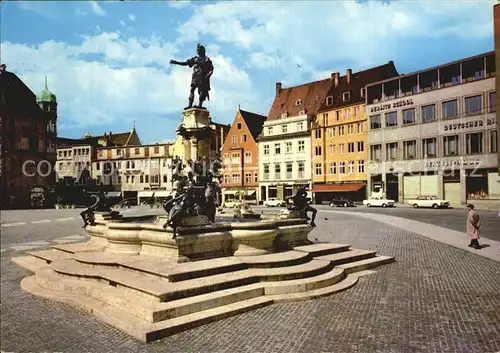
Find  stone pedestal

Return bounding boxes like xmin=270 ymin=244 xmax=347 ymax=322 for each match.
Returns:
xmin=177 ymin=108 xmax=214 ymax=162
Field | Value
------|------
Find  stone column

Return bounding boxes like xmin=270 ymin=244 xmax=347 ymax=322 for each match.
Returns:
xmin=366 ymin=175 xmax=372 ymax=199
xmin=398 ymin=173 xmax=404 ymax=203
xmin=382 ymin=173 xmax=387 ymax=197
xmin=190 ymin=138 xmax=198 ymax=162
xmin=460 ymin=168 xmax=467 ymax=205
xmin=437 ymin=171 xmax=444 ymax=200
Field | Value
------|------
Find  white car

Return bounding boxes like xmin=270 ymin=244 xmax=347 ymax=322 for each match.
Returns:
xmin=263 ymin=198 xmax=286 ymax=207
xmin=363 ymin=197 xmax=395 ymax=208
xmin=407 ymin=196 xmax=450 ymax=209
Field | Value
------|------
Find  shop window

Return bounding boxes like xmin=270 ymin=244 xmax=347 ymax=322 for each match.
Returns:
xmin=385 ymin=111 xmax=398 ymax=127
xmin=466 ymin=170 xmax=489 ymax=200
xmin=268 ymin=187 xmax=277 ymax=199
xmin=465 ymin=95 xmax=482 ymax=115
xmin=403 ymin=140 xmax=416 ymax=159
xmin=443 ymin=135 xmax=459 ymax=156
xmin=422 ymin=138 xmax=437 ymax=157
xmin=466 ymin=132 xmax=483 ymax=154
xmin=421 ymin=105 xmax=436 ymax=122
xmin=370 ymin=115 xmax=381 ymax=129
xmin=442 ymin=100 xmax=458 ymax=119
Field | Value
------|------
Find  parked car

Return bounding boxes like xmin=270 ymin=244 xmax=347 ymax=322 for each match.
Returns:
xmin=263 ymin=198 xmax=286 ymax=207
xmin=363 ymin=197 xmax=395 ymax=208
xmin=329 ymin=198 xmax=355 ymax=207
xmin=407 ymin=196 xmax=450 ymax=209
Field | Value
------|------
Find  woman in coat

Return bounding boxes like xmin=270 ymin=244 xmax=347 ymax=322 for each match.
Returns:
xmin=467 ymin=204 xmax=481 ymax=249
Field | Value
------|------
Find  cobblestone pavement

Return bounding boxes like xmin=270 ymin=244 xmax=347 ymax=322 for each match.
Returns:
xmin=1 ymin=211 xmax=500 ymax=353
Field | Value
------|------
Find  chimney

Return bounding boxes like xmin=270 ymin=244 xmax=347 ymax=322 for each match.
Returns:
xmin=276 ymin=82 xmax=282 ymax=96
xmin=346 ymin=69 xmax=352 ymax=84
xmin=331 ymin=72 xmax=339 ymax=88
xmin=0 ymin=64 xmax=6 ymax=72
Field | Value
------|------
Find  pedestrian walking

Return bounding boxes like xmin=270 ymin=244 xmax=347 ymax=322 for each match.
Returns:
xmin=466 ymin=204 xmax=481 ymax=249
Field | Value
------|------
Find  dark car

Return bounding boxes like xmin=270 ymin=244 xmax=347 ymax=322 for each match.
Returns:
xmin=329 ymin=198 xmax=355 ymax=207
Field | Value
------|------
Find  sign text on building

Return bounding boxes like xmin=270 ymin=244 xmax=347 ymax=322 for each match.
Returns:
xmin=425 ymin=158 xmax=481 ymax=169
xmin=444 ymin=118 xmax=496 ymax=131
xmin=370 ymin=98 xmax=414 ymax=113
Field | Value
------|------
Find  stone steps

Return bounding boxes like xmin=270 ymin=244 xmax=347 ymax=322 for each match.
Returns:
xmin=27 ymin=249 xmax=73 ymax=264
xmin=336 ymin=255 xmax=395 ymax=274
xmin=11 ymin=255 xmax=50 ymax=273
xmin=52 ymin=242 xmax=105 ymax=254
xmin=294 ymin=243 xmax=351 ymax=257
xmin=315 ymin=249 xmax=377 ymax=265
xmin=232 ymin=250 xmax=312 ymax=269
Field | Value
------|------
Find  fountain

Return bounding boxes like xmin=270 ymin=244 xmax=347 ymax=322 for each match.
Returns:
xmin=12 ymin=43 xmax=395 ymax=342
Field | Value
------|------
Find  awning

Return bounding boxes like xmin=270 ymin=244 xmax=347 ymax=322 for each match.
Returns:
xmin=105 ymin=191 xmax=122 ymax=198
xmin=138 ymin=191 xmax=154 ymax=198
xmin=246 ymin=190 xmax=256 ymax=196
xmin=311 ymin=183 xmax=365 ymax=193
xmin=153 ymin=191 xmax=172 ymax=197
xmin=223 ymin=190 xmax=237 ymax=195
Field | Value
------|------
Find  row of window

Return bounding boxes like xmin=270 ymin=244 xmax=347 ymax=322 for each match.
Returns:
xmin=57 ymin=161 xmax=90 ymax=171
xmin=262 ymin=161 xmax=307 ymax=180
xmin=223 ymin=172 xmax=259 ymax=184
xmin=223 ymin=151 xmax=253 ymax=164
xmin=369 ymin=130 xmax=498 ymax=161
xmin=96 ymin=174 xmax=168 ymax=185
xmin=314 ymin=141 xmax=365 ymax=156
xmin=314 ymin=122 xmax=364 ymax=139
xmin=58 ymin=148 xmax=90 ymax=158
xmin=370 ymin=92 xmax=495 ymax=129
xmin=325 ymin=88 xmax=366 ymax=107
xmin=319 ymin=105 xmax=366 ymax=125
xmin=265 ymin=122 xmax=306 ymax=136
xmin=262 ymin=140 xmax=306 ymax=156
xmin=94 ymin=159 xmax=168 ymax=171
xmin=314 ymin=160 xmax=365 ymax=176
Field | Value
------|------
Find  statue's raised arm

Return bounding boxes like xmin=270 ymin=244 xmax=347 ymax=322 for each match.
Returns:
xmin=169 ymin=43 xmax=214 ymax=110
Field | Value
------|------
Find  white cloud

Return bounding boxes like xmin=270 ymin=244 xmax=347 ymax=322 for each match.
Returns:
xmin=128 ymin=13 xmax=136 ymax=22
xmin=0 ymin=32 xmax=256 ymax=138
xmin=89 ymin=1 xmax=106 ymax=17
xmin=177 ymin=0 xmax=495 ymax=77
xmin=119 ymin=20 xmax=126 ymax=27
xmin=169 ymin=0 xmax=191 ymax=10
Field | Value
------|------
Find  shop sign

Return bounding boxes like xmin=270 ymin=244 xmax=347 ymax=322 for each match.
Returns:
xmin=425 ymin=158 xmax=480 ymax=168
xmin=444 ymin=118 xmax=496 ymax=131
xmin=370 ymin=99 xmax=414 ymax=113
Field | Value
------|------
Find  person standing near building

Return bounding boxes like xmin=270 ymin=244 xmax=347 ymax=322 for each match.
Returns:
xmin=467 ymin=204 xmax=481 ymax=249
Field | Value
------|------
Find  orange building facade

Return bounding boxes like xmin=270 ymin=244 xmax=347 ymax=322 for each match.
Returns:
xmin=221 ymin=108 xmax=267 ymax=205
xmin=310 ymin=62 xmax=399 ymax=203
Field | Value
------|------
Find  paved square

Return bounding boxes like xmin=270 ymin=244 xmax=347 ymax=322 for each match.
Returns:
xmin=1 ymin=211 xmax=500 ymax=353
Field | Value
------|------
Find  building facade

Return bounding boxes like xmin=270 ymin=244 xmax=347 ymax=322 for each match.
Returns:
xmin=55 ymin=128 xmax=141 ymax=185
xmin=366 ymin=52 xmax=499 ymax=207
xmin=258 ymin=80 xmax=331 ymax=202
xmin=0 ymin=66 xmax=58 ymax=208
xmin=221 ymin=107 xmax=266 ymax=205
xmin=92 ymin=142 xmax=174 ymax=200
xmin=494 ymin=4 xmax=500 ymax=174
xmin=311 ymin=62 xmax=399 ymax=203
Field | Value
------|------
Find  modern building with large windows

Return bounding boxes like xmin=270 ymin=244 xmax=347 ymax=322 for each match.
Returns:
xmin=366 ymin=51 xmax=498 ymax=207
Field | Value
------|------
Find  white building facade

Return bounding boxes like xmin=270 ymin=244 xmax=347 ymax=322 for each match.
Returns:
xmin=366 ymin=52 xmax=499 ymax=207
xmin=92 ymin=143 xmax=173 ymax=200
xmin=56 ymin=145 xmax=93 ymax=183
xmin=258 ymin=114 xmax=313 ymax=202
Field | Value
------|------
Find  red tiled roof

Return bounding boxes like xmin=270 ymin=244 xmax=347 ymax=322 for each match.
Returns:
xmin=267 ymin=78 xmax=331 ymax=121
xmin=318 ymin=62 xmax=399 ymax=112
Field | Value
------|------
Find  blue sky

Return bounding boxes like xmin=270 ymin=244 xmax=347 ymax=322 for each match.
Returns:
xmin=1 ymin=0 xmax=496 ymax=144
